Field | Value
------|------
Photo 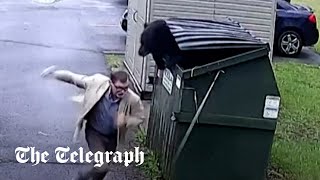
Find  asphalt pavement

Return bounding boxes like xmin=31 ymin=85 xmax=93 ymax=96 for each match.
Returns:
xmin=273 ymin=47 xmax=320 ymax=65
xmin=0 ymin=0 xmax=145 ymax=179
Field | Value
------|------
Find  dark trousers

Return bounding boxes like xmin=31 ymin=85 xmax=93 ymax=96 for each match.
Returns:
xmin=76 ymin=124 xmax=117 ymax=180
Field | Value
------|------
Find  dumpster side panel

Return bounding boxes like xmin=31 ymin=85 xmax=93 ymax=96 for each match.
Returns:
xmin=147 ymin=68 xmax=183 ymax=178
xmin=147 ymin=49 xmax=280 ymax=180
xmin=172 ymin=123 xmax=275 ymax=180
xmin=182 ymin=55 xmax=280 ymax=124
xmin=169 ymin=54 xmax=280 ymax=180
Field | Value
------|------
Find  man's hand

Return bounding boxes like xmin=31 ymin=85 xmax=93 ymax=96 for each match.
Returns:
xmin=41 ymin=65 xmax=57 ymax=78
xmin=117 ymin=113 xmax=127 ymax=128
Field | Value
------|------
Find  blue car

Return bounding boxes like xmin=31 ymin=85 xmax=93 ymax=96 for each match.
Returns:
xmin=275 ymin=0 xmax=319 ymax=56
xmin=120 ymin=0 xmax=319 ymax=57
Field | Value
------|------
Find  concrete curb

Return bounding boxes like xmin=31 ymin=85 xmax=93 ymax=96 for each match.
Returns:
xmin=102 ymin=50 xmax=125 ymax=55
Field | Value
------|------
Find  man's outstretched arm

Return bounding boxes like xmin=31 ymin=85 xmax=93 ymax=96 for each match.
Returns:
xmin=41 ymin=65 xmax=91 ymax=89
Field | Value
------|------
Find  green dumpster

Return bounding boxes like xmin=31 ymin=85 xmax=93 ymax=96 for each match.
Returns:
xmin=146 ymin=18 xmax=281 ymax=180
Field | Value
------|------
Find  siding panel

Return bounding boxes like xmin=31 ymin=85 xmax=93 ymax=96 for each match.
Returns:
xmin=151 ymin=0 xmax=274 ymax=44
xmin=214 ymin=14 xmax=271 ymax=26
xmin=154 ymin=4 xmax=213 ymax=14
xmin=155 ymin=0 xmax=213 ymax=8
xmin=214 ymin=8 xmax=272 ymax=20
xmin=215 ymin=2 xmax=272 ymax=14
xmin=151 ymin=0 xmax=214 ymax=21
xmin=215 ymin=0 xmax=273 ymax=7
xmin=213 ymin=0 xmax=274 ymax=43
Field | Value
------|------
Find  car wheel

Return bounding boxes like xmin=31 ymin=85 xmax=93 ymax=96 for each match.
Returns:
xmin=277 ymin=30 xmax=302 ymax=57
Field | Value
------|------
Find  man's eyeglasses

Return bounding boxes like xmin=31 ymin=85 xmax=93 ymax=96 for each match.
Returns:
xmin=114 ymin=84 xmax=129 ymax=91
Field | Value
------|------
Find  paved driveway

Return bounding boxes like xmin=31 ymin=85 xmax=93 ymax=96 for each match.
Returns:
xmin=274 ymin=47 xmax=320 ymax=65
xmin=0 ymin=0 xmax=145 ymax=179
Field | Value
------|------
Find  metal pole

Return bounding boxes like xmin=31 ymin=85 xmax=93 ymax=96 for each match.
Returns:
xmin=172 ymin=70 xmax=224 ymax=164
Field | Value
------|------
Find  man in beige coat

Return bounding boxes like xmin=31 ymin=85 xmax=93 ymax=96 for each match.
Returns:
xmin=41 ymin=65 xmax=145 ymax=180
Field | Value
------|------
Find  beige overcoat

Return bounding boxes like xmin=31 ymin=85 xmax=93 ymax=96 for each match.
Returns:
xmin=50 ymin=69 xmax=145 ymax=148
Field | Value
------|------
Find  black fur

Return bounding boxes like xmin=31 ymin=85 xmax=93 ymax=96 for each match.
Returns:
xmin=138 ymin=20 xmax=181 ymax=70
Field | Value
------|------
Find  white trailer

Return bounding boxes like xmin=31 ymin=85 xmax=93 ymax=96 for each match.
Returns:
xmin=124 ymin=0 xmax=277 ymax=97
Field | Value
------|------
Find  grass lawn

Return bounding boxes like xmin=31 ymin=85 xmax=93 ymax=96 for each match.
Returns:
xmin=105 ymin=53 xmax=125 ymax=71
xmin=291 ymin=0 xmax=320 ymax=53
xmin=271 ymin=61 xmax=320 ymax=180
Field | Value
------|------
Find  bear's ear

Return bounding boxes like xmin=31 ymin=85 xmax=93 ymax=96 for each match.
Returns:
xmin=144 ymin=23 xmax=148 ymax=29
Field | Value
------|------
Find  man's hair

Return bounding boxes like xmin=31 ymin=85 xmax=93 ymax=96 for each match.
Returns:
xmin=110 ymin=70 xmax=129 ymax=83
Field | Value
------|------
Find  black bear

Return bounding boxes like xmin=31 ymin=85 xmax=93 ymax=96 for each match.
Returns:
xmin=138 ymin=19 xmax=181 ymax=70
xmin=138 ymin=18 xmax=269 ymax=73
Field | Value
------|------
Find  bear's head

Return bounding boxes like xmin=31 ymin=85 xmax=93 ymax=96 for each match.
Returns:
xmin=138 ymin=19 xmax=180 ymax=70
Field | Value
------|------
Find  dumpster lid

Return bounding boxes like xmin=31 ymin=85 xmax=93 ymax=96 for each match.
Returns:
xmin=165 ymin=17 xmax=268 ymax=51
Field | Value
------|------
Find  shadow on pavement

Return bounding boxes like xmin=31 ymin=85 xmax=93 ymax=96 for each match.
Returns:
xmin=273 ymin=47 xmax=320 ymax=65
